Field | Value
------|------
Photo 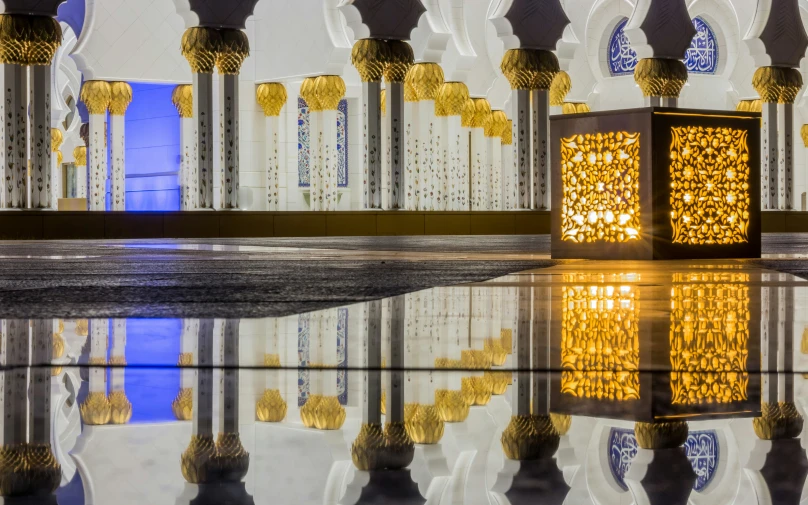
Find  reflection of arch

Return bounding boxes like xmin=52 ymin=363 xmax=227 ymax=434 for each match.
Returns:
xmin=607 ymin=428 xmax=720 ymax=492
xmin=587 ymin=421 xmax=743 ymax=505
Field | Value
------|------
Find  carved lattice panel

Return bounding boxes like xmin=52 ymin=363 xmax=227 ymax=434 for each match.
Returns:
xmin=560 ymin=132 xmax=641 ymax=244
xmin=669 ymin=126 xmax=751 ymax=245
xmin=670 ymin=272 xmax=750 ymax=404
xmin=561 ymin=277 xmax=640 ymax=400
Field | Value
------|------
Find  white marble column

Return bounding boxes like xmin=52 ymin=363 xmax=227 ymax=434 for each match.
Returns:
xmin=80 ymin=319 xmax=111 ymax=426
xmin=219 ymin=76 xmax=240 ymax=209
xmin=194 ymin=319 xmax=215 ymax=438
xmin=404 ymin=81 xmax=418 ymax=209
xmin=256 ymin=83 xmax=287 ymax=211
xmin=1 ymin=320 xmax=28 ymax=464
xmin=502 ymin=119 xmax=515 ymax=209
xmin=51 ymin=128 xmax=63 ymax=208
xmin=407 ymin=63 xmax=444 ymax=211
xmin=384 ymin=41 xmax=414 ymax=210
xmin=382 ymin=88 xmax=390 ymax=208
xmin=173 ymin=85 xmax=197 ymax=210
xmin=531 ymin=89 xmax=551 ymax=209
xmin=470 ymin=98 xmax=491 ymax=210
xmin=316 ymin=75 xmax=346 ymax=211
xmin=30 ymin=320 xmax=53 ymax=445
xmin=219 ymin=320 xmax=242 ymax=435
xmin=80 ymin=81 xmax=111 ymax=211
xmin=31 ymin=65 xmax=52 ymax=208
xmin=173 ymin=319 xmax=198 ymax=420
xmin=109 ymin=319 xmax=131 ymax=424
xmin=778 ymin=100 xmax=797 ymax=210
xmin=514 ymin=90 xmax=530 ymax=209
xmin=181 ymin=28 xmax=219 ymax=210
xmin=487 ymin=111 xmax=507 ymax=210
xmin=460 ymin=100 xmax=473 ymax=210
xmin=217 ymin=30 xmax=249 ymax=211
xmin=108 ymin=83 xmax=132 ymax=211
xmin=300 ymin=78 xmax=322 ymax=210
xmin=352 ymin=40 xmax=387 ymax=209
xmin=73 ymin=146 xmax=87 ymax=203
xmin=3 ymin=64 xmax=27 ymax=208
xmin=257 ymin=319 xmax=287 ymax=423
xmin=437 ymin=82 xmax=469 ymax=211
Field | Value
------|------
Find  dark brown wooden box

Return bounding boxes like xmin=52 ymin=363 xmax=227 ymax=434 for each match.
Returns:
xmin=550 ymin=107 xmax=761 ymax=260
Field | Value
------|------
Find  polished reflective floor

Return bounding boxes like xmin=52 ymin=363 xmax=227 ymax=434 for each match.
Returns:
xmin=3 ymin=256 xmax=808 ymax=504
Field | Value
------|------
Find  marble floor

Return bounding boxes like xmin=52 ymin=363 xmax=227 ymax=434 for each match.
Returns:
xmin=2 ymin=235 xmax=808 ymax=504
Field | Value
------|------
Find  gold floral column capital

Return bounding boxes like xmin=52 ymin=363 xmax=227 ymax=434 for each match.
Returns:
xmin=314 ymin=75 xmax=346 ymax=111
xmin=109 ymin=82 xmax=133 ymax=116
xmin=753 ymin=401 xmax=804 ymax=440
xmin=801 ymin=124 xmax=808 ymax=147
xmin=80 ymin=80 xmax=112 ymax=116
xmin=753 ymin=66 xmax=803 ymax=104
xmin=406 ymin=62 xmax=444 ymax=102
xmin=501 ymin=414 xmax=561 ymax=460
xmin=435 ymin=389 xmax=470 ymax=422
xmin=0 ymin=14 xmax=62 ymax=66
xmin=501 ymin=119 xmax=513 ymax=145
xmin=181 ymin=434 xmax=216 ymax=484
xmin=181 ymin=26 xmax=221 ymax=74
xmin=461 ymin=98 xmax=475 ymax=128
xmin=384 ymin=421 xmax=415 ymax=469
xmin=562 ymin=102 xmax=591 ymax=114
xmin=484 ymin=110 xmax=509 ymax=139
xmin=172 ymin=388 xmax=193 ymax=420
xmin=404 ymin=404 xmax=444 ymax=444
xmin=80 ymin=392 xmax=111 ymax=425
xmin=469 ymin=98 xmax=492 ymax=129
xmin=634 ymin=58 xmax=688 ymax=98
xmin=73 ymin=146 xmax=87 ymax=167
xmin=256 ymin=389 xmax=287 ymax=422
xmin=51 ymin=128 xmax=63 ymax=152
xmin=256 ymin=83 xmax=287 ymax=117
xmin=634 ymin=421 xmax=689 ymax=449
xmin=437 ymin=82 xmax=470 ymax=117
xmin=351 ymin=38 xmax=391 ymax=82
xmin=736 ymin=99 xmax=762 ymax=112
xmin=108 ymin=390 xmax=132 ymax=424
xmin=351 ymin=423 xmax=387 ymax=470
xmin=550 ymin=70 xmax=571 ymax=106
xmin=216 ymin=28 xmax=249 ymax=75
xmin=404 ymin=81 xmax=417 ymax=103
xmin=300 ymin=77 xmax=322 ymax=112
xmin=501 ymin=48 xmax=559 ymax=90
xmin=215 ymin=432 xmax=250 ymax=481
xmin=172 ymin=84 xmax=194 ymax=119
xmin=383 ymin=40 xmax=414 ymax=83
xmin=313 ymin=395 xmax=346 ymax=430
xmin=24 ymin=443 xmax=61 ymax=494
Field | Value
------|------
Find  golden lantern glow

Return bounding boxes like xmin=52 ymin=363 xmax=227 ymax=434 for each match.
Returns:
xmin=669 ymin=126 xmax=751 ymax=245
xmin=560 ymin=279 xmax=640 ymax=400
xmin=669 ymin=272 xmax=750 ymax=405
xmin=560 ymin=132 xmax=641 ymax=243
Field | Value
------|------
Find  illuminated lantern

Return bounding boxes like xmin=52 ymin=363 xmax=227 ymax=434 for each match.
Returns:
xmin=550 ymin=108 xmax=761 ymax=259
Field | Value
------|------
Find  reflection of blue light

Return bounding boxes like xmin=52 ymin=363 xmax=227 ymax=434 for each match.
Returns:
xmin=125 ymin=319 xmax=181 ymax=423
xmin=126 ymin=83 xmax=181 ymax=211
